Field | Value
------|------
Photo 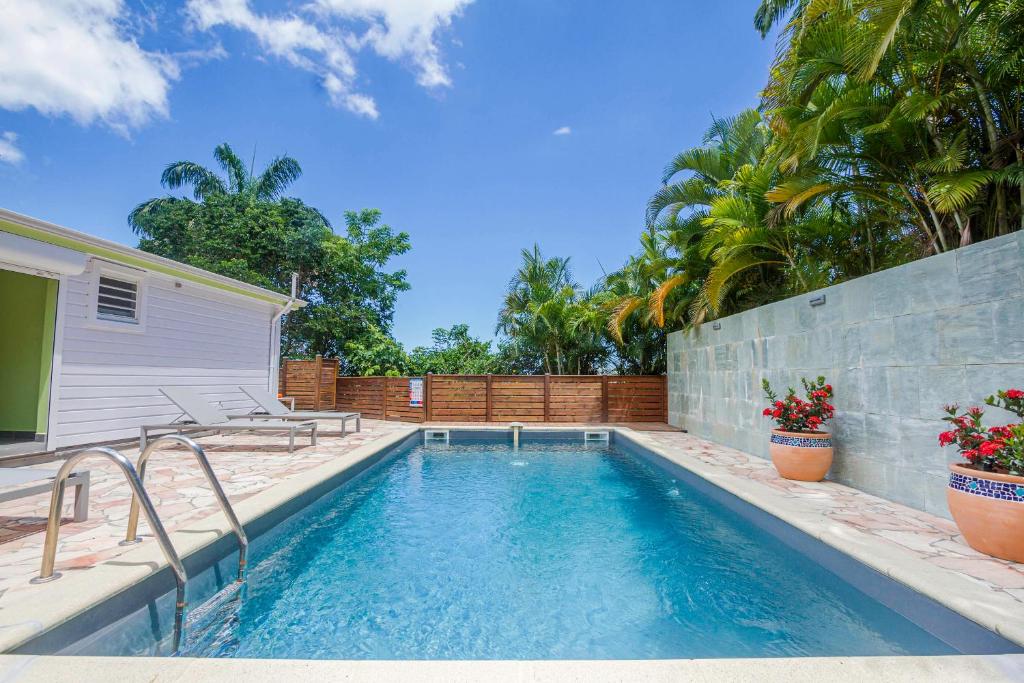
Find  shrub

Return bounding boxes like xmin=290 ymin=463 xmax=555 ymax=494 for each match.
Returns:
xmin=761 ymin=376 xmax=835 ymax=433
xmin=940 ymin=390 xmax=1024 ymax=476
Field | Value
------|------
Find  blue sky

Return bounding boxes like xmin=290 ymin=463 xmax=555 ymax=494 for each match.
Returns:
xmin=0 ymin=1 xmax=777 ymax=349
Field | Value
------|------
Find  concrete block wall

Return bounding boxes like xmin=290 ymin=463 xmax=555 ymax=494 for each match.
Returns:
xmin=667 ymin=231 xmax=1024 ymax=517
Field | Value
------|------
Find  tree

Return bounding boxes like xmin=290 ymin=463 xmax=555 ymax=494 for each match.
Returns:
xmin=283 ymin=209 xmax=410 ymax=369
xmin=129 ymin=145 xmax=410 ymax=371
xmin=757 ymin=0 xmax=1023 ymax=249
xmin=344 ymin=325 xmax=409 ymax=376
xmin=497 ymin=245 xmax=610 ymax=374
xmin=407 ymin=324 xmax=498 ymax=375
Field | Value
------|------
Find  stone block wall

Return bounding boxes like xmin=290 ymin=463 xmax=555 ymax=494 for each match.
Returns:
xmin=666 ymin=231 xmax=1024 ymax=517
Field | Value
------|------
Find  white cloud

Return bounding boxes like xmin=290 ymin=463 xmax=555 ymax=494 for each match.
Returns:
xmin=313 ymin=0 xmax=473 ymax=88
xmin=0 ymin=131 xmax=24 ymax=165
xmin=0 ymin=0 xmax=178 ymax=132
xmin=553 ymin=126 xmax=572 ymax=136
xmin=187 ymin=0 xmax=473 ymax=117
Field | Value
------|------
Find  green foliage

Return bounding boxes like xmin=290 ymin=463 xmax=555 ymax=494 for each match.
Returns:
xmin=496 ymin=246 xmax=611 ymax=375
xmin=130 ymin=144 xmax=410 ymax=374
xmin=493 ymin=245 xmax=666 ymax=375
xmin=343 ymin=325 xmax=409 ymax=377
xmin=408 ymin=324 xmax=500 ymax=375
xmin=606 ymin=0 xmax=1022 ymax=336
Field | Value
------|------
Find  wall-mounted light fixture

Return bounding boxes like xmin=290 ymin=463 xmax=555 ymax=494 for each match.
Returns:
xmin=712 ymin=321 xmax=722 ymax=330
xmin=809 ymin=294 xmax=826 ymax=307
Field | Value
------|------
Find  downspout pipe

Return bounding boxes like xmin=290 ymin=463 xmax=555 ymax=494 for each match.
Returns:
xmin=269 ymin=273 xmax=301 ymax=392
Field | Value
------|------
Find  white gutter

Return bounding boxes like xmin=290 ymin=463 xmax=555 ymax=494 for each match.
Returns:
xmin=269 ymin=273 xmax=301 ymax=392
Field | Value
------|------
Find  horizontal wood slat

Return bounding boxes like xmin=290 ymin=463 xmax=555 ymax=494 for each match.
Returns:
xmin=282 ymin=362 xmax=666 ymax=424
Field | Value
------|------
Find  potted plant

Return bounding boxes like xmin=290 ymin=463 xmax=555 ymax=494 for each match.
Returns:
xmin=939 ymin=389 xmax=1024 ymax=563
xmin=761 ymin=376 xmax=835 ymax=481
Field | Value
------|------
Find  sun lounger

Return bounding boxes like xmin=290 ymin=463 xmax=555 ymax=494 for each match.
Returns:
xmin=234 ymin=386 xmax=361 ymax=435
xmin=0 ymin=468 xmax=91 ymax=521
xmin=140 ymin=387 xmax=317 ymax=453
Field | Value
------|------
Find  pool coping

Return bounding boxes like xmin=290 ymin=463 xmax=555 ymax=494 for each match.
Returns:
xmin=2 ymin=653 xmax=1024 ymax=682
xmin=614 ymin=428 xmax=1024 ymax=647
xmin=1 ymin=424 xmax=1022 ymax=658
xmin=0 ymin=425 xmax=419 ymax=654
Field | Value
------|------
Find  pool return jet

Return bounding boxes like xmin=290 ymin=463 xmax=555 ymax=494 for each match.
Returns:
xmin=510 ymin=422 xmax=525 ymax=450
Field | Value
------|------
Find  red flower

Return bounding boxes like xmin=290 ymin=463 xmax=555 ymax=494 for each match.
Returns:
xmin=978 ymin=440 xmax=1005 ymax=457
xmin=938 ymin=431 xmax=955 ymax=446
xmin=1006 ymin=389 xmax=1024 ymax=400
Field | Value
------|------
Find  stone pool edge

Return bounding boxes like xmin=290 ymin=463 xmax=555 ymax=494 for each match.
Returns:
xmin=0 ymin=426 xmax=419 ymax=654
xmin=1 ymin=652 xmax=1024 ymax=682
xmin=616 ymin=427 xmax=1024 ymax=647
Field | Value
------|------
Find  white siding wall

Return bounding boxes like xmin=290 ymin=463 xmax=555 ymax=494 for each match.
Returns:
xmin=51 ymin=266 xmax=277 ymax=448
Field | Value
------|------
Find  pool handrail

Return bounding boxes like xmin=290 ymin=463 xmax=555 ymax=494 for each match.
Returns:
xmin=30 ymin=446 xmax=188 ymax=651
xmin=123 ymin=434 xmax=248 ymax=583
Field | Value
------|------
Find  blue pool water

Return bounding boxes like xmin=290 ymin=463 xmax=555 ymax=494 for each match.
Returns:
xmin=51 ymin=434 xmax=972 ymax=659
xmin=157 ymin=436 xmax=956 ymax=659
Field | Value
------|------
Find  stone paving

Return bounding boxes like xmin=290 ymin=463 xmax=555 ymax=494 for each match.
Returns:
xmin=0 ymin=420 xmax=411 ymax=602
xmin=1 ymin=421 xmax=1023 ymax=617
xmin=631 ymin=429 xmax=1024 ymax=607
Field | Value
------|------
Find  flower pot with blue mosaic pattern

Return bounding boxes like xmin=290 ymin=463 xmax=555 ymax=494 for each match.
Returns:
xmin=947 ymin=464 xmax=1024 ymax=563
xmin=769 ymin=430 xmax=833 ymax=482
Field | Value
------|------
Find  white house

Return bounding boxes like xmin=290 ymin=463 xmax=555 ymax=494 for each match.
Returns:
xmin=0 ymin=208 xmax=303 ymax=457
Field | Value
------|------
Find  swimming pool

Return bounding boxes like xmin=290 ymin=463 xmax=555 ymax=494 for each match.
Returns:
xmin=29 ymin=431 xmax=1020 ymax=659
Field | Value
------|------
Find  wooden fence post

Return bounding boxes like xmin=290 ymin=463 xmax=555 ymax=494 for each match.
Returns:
xmin=425 ymin=373 xmax=433 ymax=422
xmin=313 ymin=355 xmax=323 ymax=411
xmin=485 ymin=374 xmax=493 ymax=422
xmin=381 ymin=377 xmax=388 ymax=421
xmin=601 ymin=375 xmax=609 ymax=423
xmin=543 ymin=374 xmax=551 ymax=421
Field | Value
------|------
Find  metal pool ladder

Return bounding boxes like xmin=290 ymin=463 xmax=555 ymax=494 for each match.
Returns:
xmin=31 ymin=446 xmax=189 ymax=651
xmin=122 ymin=435 xmax=249 ymax=584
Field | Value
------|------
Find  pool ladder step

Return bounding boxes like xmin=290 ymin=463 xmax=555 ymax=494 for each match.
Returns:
xmin=31 ymin=435 xmax=248 ymax=654
xmin=179 ymin=581 xmax=245 ymax=657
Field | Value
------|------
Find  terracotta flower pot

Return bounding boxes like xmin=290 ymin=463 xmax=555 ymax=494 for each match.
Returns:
xmin=947 ymin=463 xmax=1024 ymax=563
xmin=769 ymin=429 xmax=833 ymax=482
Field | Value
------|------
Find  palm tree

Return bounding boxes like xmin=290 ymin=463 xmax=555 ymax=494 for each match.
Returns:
xmin=129 ymin=143 xmax=308 ymax=229
xmin=643 ymin=110 xmax=778 ymax=327
xmin=497 ymin=245 xmax=608 ymax=374
xmin=599 ymin=231 xmax=669 ymax=374
xmin=757 ymin=0 xmax=1024 ymax=249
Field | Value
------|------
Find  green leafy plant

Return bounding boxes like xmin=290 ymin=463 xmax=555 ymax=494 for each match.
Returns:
xmin=761 ymin=376 xmax=835 ymax=433
xmin=940 ymin=390 xmax=1024 ymax=475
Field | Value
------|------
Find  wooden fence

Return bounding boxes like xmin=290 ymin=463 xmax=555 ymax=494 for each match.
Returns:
xmin=279 ymin=358 xmax=667 ymax=423
xmin=279 ymin=356 xmax=338 ymax=410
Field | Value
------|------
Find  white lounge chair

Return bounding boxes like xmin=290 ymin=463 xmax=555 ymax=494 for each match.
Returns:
xmin=141 ymin=387 xmax=317 ymax=453
xmin=234 ymin=386 xmax=361 ymax=435
xmin=0 ymin=468 xmax=90 ymax=521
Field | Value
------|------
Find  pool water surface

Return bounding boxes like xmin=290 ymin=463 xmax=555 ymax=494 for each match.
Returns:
xmin=152 ymin=436 xmax=959 ymax=659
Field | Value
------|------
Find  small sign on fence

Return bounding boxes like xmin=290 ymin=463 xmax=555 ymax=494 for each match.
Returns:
xmin=409 ymin=377 xmax=424 ymax=407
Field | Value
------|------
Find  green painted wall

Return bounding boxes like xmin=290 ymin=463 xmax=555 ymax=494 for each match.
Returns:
xmin=0 ymin=270 xmax=55 ymax=435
